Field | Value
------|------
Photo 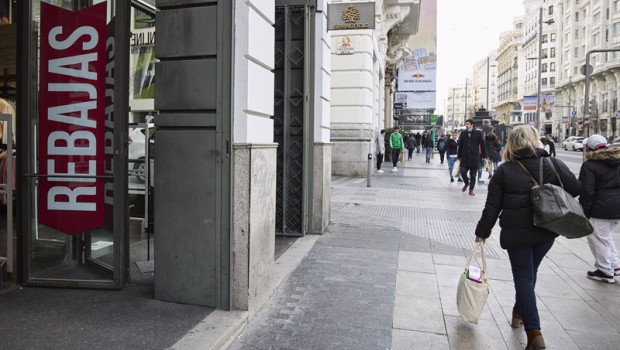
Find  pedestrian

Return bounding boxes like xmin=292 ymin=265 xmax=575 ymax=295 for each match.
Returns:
xmin=544 ymin=133 xmax=556 ymax=157
xmin=447 ymin=131 xmax=459 ymax=182
xmin=485 ymin=131 xmax=499 ymax=179
xmin=437 ymin=135 xmax=447 ymax=164
xmin=390 ymin=126 xmax=404 ymax=172
xmin=414 ymin=132 xmax=422 ymax=153
xmin=578 ymin=135 xmax=620 ymax=284
xmin=423 ymin=132 xmax=433 ymax=163
xmin=375 ymin=129 xmax=385 ymax=173
xmin=539 ymin=137 xmax=551 ymax=154
xmin=406 ymin=133 xmax=417 ymax=160
xmin=457 ymin=119 xmax=487 ymax=195
xmin=475 ymin=125 xmax=580 ymax=350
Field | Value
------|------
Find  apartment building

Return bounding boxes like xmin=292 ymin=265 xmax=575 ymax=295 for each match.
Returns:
xmin=446 ymin=83 xmax=472 ymax=128
xmin=495 ymin=17 xmax=524 ymax=125
xmin=555 ymin=0 xmax=620 ymax=139
xmin=471 ymin=53 xmax=498 ymax=114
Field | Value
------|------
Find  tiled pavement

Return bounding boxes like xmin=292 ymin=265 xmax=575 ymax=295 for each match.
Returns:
xmin=229 ymin=153 xmax=620 ymax=350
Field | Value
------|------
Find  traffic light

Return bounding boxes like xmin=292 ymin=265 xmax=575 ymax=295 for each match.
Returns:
xmin=588 ymin=99 xmax=598 ymax=115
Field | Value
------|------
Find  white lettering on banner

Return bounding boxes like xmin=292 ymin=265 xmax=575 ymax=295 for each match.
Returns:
xmin=48 ymin=130 xmax=96 ymax=155
xmin=48 ymin=159 xmax=96 ymax=182
xmin=104 ymin=35 xmax=115 ymax=206
xmin=46 ymin=26 xmax=100 ymax=215
xmin=48 ymin=186 xmax=97 ymax=211
xmin=49 ymin=53 xmax=99 ymax=80
xmin=48 ymin=83 xmax=97 ymax=99
xmin=49 ymin=26 xmax=99 ymax=50
xmin=48 ymin=101 xmax=97 ymax=128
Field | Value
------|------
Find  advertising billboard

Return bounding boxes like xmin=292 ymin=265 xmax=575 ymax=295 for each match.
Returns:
xmin=395 ymin=91 xmax=436 ymax=110
xmin=396 ymin=0 xmax=436 ymax=93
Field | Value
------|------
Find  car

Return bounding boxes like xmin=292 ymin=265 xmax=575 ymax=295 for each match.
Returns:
xmin=128 ymin=124 xmax=154 ymax=183
xmin=561 ymin=136 xmax=580 ymax=149
xmin=563 ymin=137 xmax=584 ymax=151
xmin=609 ymin=137 xmax=620 ymax=146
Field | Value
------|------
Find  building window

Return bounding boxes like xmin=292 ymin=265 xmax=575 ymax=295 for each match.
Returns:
xmin=594 ymin=12 xmax=601 ymax=23
xmin=614 ymin=22 xmax=620 ymax=37
xmin=574 ymin=29 xmax=579 ymax=39
xmin=575 ymin=12 xmax=579 ymax=21
xmin=574 ymin=47 xmax=579 ymax=58
xmin=550 ymin=62 xmax=556 ymax=72
xmin=616 ymin=1 xmax=620 ymax=12
xmin=550 ymin=47 xmax=556 ymax=58
xmin=542 ymin=48 xmax=548 ymax=58
xmin=542 ymin=78 xmax=548 ymax=86
xmin=549 ymin=6 xmax=553 ymax=15
xmin=550 ymin=77 xmax=555 ymax=86
xmin=542 ymin=34 xmax=548 ymax=43
xmin=593 ymin=33 xmax=600 ymax=46
xmin=542 ymin=63 xmax=548 ymax=72
xmin=550 ymin=33 xmax=556 ymax=42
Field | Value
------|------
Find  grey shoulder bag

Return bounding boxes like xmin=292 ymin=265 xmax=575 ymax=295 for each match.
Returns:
xmin=516 ymin=157 xmax=593 ymax=239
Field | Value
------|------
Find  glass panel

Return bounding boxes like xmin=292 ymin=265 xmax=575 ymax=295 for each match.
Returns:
xmin=28 ymin=0 xmax=118 ymax=285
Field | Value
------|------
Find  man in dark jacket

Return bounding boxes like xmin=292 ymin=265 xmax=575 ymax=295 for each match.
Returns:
xmin=544 ymin=133 xmax=556 ymax=157
xmin=579 ymin=135 xmax=620 ymax=283
xmin=457 ymin=119 xmax=487 ymax=195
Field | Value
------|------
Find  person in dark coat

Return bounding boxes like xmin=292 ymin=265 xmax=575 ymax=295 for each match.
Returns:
xmin=475 ymin=125 xmax=581 ymax=350
xmin=414 ymin=133 xmax=422 ymax=153
xmin=423 ymin=132 xmax=434 ymax=163
xmin=457 ymin=119 xmax=487 ymax=195
xmin=579 ymin=135 xmax=620 ymax=284
xmin=405 ymin=134 xmax=417 ymax=160
xmin=485 ymin=131 xmax=499 ymax=179
xmin=544 ymin=133 xmax=556 ymax=157
xmin=436 ymin=135 xmax=447 ymax=164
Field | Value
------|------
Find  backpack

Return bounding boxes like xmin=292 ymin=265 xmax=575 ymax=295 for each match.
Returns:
xmin=438 ymin=139 xmax=446 ymax=151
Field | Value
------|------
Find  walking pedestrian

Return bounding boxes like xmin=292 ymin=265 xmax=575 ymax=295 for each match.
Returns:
xmin=457 ymin=119 xmax=487 ymax=195
xmin=447 ymin=131 xmax=459 ymax=182
xmin=414 ymin=132 xmax=421 ymax=153
xmin=375 ymin=129 xmax=385 ymax=173
xmin=485 ymin=131 xmax=499 ymax=179
xmin=390 ymin=126 xmax=404 ymax=172
xmin=423 ymin=132 xmax=433 ymax=163
xmin=406 ymin=133 xmax=417 ymax=160
xmin=578 ymin=135 xmax=620 ymax=284
xmin=544 ymin=133 xmax=556 ymax=157
xmin=437 ymin=135 xmax=447 ymax=164
xmin=475 ymin=125 xmax=580 ymax=350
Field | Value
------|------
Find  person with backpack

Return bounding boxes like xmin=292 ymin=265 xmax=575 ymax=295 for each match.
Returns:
xmin=405 ymin=133 xmax=417 ymax=160
xmin=437 ymin=135 xmax=447 ymax=164
xmin=389 ymin=126 xmax=404 ymax=172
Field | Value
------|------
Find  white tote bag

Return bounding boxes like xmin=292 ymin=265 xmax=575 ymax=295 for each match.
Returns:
xmin=456 ymin=242 xmax=490 ymax=324
xmin=451 ymin=159 xmax=461 ymax=178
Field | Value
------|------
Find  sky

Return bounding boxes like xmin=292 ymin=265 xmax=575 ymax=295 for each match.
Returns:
xmin=436 ymin=0 xmax=525 ymax=115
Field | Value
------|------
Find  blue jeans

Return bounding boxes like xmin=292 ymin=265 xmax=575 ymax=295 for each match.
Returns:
xmin=448 ymin=157 xmax=457 ymax=180
xmin=477 ymin=157 xmax=483 ymax=180
xmin=425 ymin=147 xmax=433 ymax=162
xmin=507 ymin=240 xmax=554 ymax=330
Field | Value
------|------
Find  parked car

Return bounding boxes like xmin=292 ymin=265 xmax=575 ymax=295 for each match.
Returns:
xmin=128 ymin=124 xmax=154 ymax=183
xmin=563 ymin=137 xmax=584 ymax=151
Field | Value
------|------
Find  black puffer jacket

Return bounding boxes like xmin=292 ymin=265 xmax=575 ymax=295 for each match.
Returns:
xmin=475 ymin=149 xmax=581 ymax=249
xmin=447 ymin=138 xmax=458 ymax=156
xmin=579 ymin=146 xmax=620 ymax=219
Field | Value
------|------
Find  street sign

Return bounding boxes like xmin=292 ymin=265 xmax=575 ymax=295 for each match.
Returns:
xmin=571 ymin=110 xmax=577 ymax=117
xmin=394 ymin=102 xmax=404 ymax=110
xmin=580 ymin=64 xmax=593 ymax=76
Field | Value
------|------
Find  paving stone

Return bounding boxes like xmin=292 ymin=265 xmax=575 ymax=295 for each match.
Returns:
xmin=391 ymin=329 xmax=449 ymax=350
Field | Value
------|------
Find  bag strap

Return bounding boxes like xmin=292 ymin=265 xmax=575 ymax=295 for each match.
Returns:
xmin=544 ymin=157 xmax=565 ymax=188
xmin=464 ymin=242 xmax=488 ymax=282
xmin=516 ymin=161 xmax=539 ymax=186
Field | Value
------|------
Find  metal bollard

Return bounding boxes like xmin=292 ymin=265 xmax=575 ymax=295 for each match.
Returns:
xmin=367 ymin=153 xmax=373 ymax=187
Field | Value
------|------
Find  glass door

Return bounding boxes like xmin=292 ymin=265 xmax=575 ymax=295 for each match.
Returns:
xmin=21 ymin=0 xmax=129 ymax=288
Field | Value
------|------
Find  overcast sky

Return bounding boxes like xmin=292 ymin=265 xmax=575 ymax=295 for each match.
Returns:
xmin=436 ymin=0 xmax=525 ymax=115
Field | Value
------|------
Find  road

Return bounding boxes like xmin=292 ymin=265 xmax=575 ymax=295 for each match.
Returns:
xmin=554 ymin=146 xmax=585 ymax=176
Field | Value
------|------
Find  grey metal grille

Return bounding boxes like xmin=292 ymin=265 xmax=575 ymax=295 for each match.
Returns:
xmin=274 ymin=6 xmax=306 ymax=236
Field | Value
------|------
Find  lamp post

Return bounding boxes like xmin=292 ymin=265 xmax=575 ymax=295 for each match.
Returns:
xmin=536 ymin=8 xmax=554 ymax=135
xmin=465 ymin=79 xmax=469 ymax=119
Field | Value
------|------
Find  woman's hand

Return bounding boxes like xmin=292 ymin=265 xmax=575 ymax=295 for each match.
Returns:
xmin=475 ymin=236 xmax=485 ymax=243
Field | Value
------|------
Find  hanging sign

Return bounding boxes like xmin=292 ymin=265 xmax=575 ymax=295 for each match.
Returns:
xmin=38 ymin=2 xmax=108 ymax=235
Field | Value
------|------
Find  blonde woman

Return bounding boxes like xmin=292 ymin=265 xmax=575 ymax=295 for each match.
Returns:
xmin=474 ymin=125 xmax=580 ymax=350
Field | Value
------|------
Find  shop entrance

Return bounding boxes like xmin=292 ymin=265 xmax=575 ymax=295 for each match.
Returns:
xmin=20 ymin=0 xmax=131 ymax=288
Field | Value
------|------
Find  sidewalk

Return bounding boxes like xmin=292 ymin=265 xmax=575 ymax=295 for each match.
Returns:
xmin=227 ymin=153 xmax=620 ymax=350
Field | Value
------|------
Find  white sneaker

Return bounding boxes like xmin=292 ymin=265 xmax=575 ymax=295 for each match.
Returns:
xmin=391 ymin=167 xmax=398 ymax=172
xmin=376 ymin=169 xmax=384 ymax=173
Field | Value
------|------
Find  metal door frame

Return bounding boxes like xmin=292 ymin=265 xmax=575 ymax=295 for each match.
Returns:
xmin=17 ymin=0 xmax=131 ymax=288
xmin=0 ymin=114 xmax=13 ymax=273
xmin=274 ymin=4 xmax=314 ymax=236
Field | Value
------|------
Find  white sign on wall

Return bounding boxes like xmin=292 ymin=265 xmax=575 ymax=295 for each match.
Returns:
xmin=394 ymin=92 xmax=436 ymax=110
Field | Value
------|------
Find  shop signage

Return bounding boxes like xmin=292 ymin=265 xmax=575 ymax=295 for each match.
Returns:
xmin=327 ymin=3 xmax=375 ymax=30
xmin=38 ymin=2 xmax=108 ymax=235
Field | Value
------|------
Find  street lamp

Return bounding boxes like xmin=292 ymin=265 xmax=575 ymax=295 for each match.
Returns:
xmin=536 ymin=7 xmax=554 ymax=134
